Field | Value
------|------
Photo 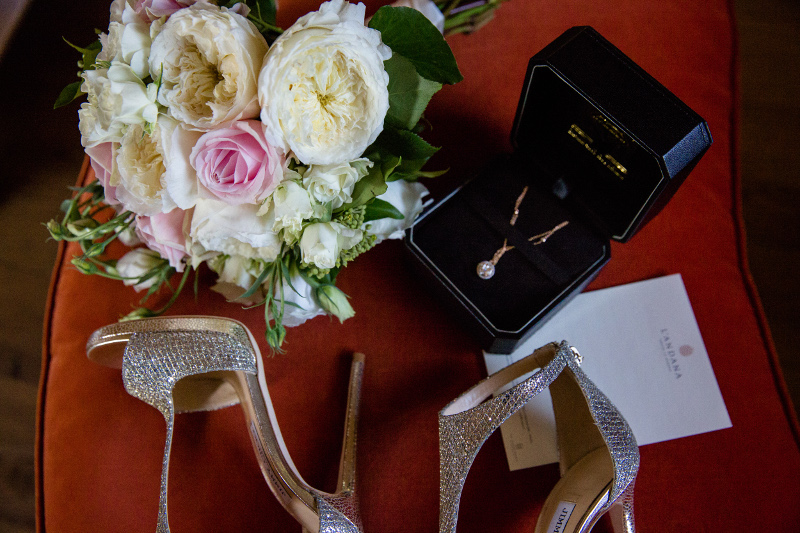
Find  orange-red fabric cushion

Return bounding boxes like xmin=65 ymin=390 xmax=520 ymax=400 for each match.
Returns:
xmin=38 ymin=0 xmax=800 ymax=531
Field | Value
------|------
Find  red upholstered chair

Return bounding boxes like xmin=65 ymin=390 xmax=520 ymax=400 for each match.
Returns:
xmin=37 ymin=0 xmax=800 ymax=531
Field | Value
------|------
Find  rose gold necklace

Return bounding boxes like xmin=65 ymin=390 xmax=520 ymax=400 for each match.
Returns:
xmin=476 ymin=186 xmax=569 ymax=280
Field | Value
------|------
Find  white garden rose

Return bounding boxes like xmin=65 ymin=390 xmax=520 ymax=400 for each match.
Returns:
xmin=366 ymin=179 xmax=430 ymax=242
xmin=268 ymin=178 xmax=316 ymax=242
xmin=149 ymin=3 xmax=268 ymax=130
xmin=190 ymin=198 xmax=282 ymax=261
xmin=258 ymin=0 xmax=391 ymax=165
xmin=112 ymin=117 xmax=179 ymax=215
xmin=303 ymin=158 xmax=371 ymax=209
xmin=300 ymin=221 xmax=362 ymax=270
xmin=117 ymin=248 xmax=163 ymax=291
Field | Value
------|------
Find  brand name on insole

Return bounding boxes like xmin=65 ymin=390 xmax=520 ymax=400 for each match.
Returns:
xmin=546 ymin=501 xmax=576 ymax=533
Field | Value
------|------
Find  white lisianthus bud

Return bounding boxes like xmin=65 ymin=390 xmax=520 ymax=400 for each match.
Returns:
xmin=116 ymin=224 xmax=141 ymax=247
xmin=117 ymin=248 xmax=163 ymax=291
xmin=269 ymin=179 xmax=315 ymax=242
xmin=303 ymin=159 xmax=372 ymax=209
xmin=300 ymin=221 xmax=362 ymax=270
xmin=258 ymin=0 xmax=391 ymax=165
xmin=107 ymin=63 xmax=159 ymax=124
xmin=316 ymin=284 xmax=355 ymax=323
xmin=148 ymin=3 xmax=268 ymax=130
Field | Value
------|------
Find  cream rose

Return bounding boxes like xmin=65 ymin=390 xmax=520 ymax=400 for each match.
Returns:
xmin=112 ymin=118 xmax=178 ymax=215
xmin=300 ymin=221 xmax=362 ymax=270
xmin=148 ymin=3 xmax=268 ymax=130
xmin=258 ymin=0 xmax=391 ymax=165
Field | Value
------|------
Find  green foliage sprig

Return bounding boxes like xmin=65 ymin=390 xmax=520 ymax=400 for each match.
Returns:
xmin=438 ymin=0 xmax=507 ymax=36
xmin=45 ymin=181 xmax=191 ymax=322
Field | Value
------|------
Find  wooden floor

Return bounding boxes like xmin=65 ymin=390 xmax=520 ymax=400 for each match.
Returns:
xmin=0 ymin=0 xmax=797 ymax=531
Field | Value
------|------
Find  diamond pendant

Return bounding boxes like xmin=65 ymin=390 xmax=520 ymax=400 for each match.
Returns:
xmin=476 ymin=261 xmax=495 ymax=280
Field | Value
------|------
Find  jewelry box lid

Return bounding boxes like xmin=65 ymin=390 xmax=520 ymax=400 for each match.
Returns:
xmin=510 ymin=26 xmax=712 ymax=242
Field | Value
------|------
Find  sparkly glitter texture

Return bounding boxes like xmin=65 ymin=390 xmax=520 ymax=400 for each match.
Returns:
xmin=316 ymin=493 xmax=362 ymax=533
xmin=438 ymin=341 xmax=639 ymax=533
xmin=88 ymin=318 xmax=366 ymax=533
xmin=312 ymin=353 xmax=365 ymax=533
xmin=88 ymin=319 xmax=258 ymax=533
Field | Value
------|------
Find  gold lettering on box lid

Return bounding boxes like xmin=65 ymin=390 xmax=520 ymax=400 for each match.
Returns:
xmin=567 ymin=123 xmax=628 ymax=180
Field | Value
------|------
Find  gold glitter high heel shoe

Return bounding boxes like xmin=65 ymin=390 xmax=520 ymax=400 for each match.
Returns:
xmin=86 ymin=316 xmax=365 ymax=533
xmin=438 ymin=341 xmax=639 ymax=533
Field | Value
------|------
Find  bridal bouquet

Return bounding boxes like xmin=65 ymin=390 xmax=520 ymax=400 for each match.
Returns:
xmin=48 ymin=0 xmax=504 ymax=349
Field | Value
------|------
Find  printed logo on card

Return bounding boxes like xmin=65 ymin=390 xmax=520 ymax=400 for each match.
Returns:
xmin=545 ymin=501 xmax=576 ymax=533
xmin=659 ymin=329 xmax=686 ymax=379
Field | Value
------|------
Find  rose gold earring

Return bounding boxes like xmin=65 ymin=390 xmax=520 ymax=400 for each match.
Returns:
xmin=476 ymin=186 xmax=569 ymax=280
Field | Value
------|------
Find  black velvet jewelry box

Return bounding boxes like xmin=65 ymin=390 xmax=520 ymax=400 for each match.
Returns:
xmin=405 ymin=26 xmax=713 ymax=354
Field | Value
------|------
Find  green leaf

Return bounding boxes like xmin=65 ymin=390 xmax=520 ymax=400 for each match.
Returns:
xmin=252 ymin=0 xmax=277 ymax=25
xmin=64 ymin=37 xmax=102 ymax=71
xmin=226 ymin=0 xmax=279 ymax=33
xmin=364 ymin=199 xmax=404 ymax=222
xmin=380 ymin=153 xmax=402 ymax=181
xmin=369 ymin=6 xmax=463 ymax=84
xmin=384 ymin=54 xmax=442 ymax=130
xmin=240 ymin=262 xmax=273 ymax=299
xmin=346 ymin=164 xmax=388 ymax=210
xmin=375 ymin=126 xmax=439 ymax=161
xmin=387 ymin=158 xmax=429 ymax=181
xmin=54 ymin=81 xmax=84 ymax=109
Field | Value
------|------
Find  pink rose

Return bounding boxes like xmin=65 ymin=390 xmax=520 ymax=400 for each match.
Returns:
xmin=190 ymin=120 xmax=284 ymax=205
xmin=134 ymin=0 xmax=200 ymax=21
xmin=135 ymin=209 xmax=189 ymax=271
xmin=86 ymin=142 xmax=120 ymax=207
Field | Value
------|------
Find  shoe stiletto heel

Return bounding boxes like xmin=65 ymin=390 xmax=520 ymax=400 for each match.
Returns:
xmin=86 ymin=316 xmax=365 ymax=533
xmin=438 ymin=341 xmax=639 ymax=533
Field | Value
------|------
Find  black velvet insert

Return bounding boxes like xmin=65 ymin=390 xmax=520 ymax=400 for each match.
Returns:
xmin=411 ymin=154 xmax=608 ymax=333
